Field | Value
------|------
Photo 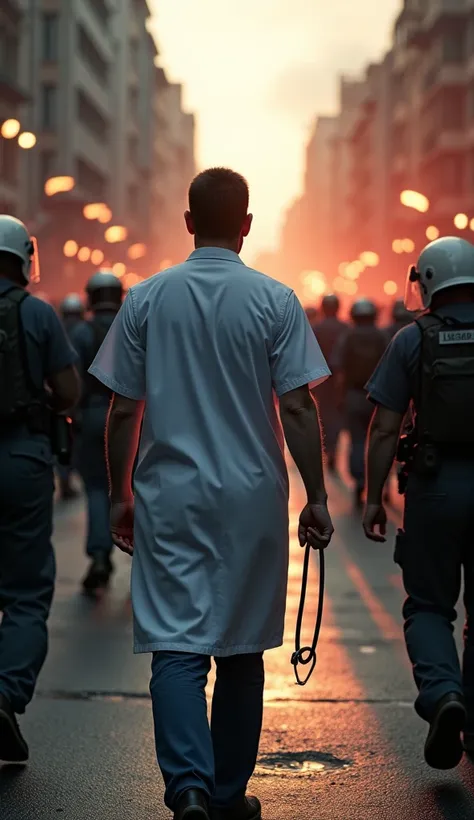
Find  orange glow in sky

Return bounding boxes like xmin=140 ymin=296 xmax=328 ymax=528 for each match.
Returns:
xmin=149 ymin=0 xmax=400 ymax=261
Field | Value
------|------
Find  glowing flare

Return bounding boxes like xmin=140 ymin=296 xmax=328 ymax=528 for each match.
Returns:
xmin=400 ymin=190 xmax=429 ymax=213
xmin=63 ymin=240 xmax=78 ymax=258
xmin=360 ymin=251 xmax=379 ymax=268
xmin=128 ymin=243 xmax=147 ymax=260
xmin=1 ymin=119 xmax=21 ymax=139
xmin=401 ymin=238 xmax=415 ymax=253
xmin=18 ymin=131 xmax=37 ymax=149
xmin=392 ymin=239 xmax=404 ymax=254
xmin=77 ymin=246 xmax=91 ymax=262
xmin=112 ymin=262 xmax=126 ymax=277
xmin=426 ymin=226 xmax=440 ymax=241
xmin=383 ymin=280 xmax=398 ymax=296
xmin=91 ymin=249 xmax=104 ymax=266
xmin=454 ymin=213 xmax=468 ymax=230
xmin=105 ymin=225 xmax=128 ymax=243
xmin=45 ymin=176 xmax=75 ymax=196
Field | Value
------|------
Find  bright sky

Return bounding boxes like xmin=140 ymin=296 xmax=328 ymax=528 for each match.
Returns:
xmin=148 ymin=0 xmax=401 ymax=262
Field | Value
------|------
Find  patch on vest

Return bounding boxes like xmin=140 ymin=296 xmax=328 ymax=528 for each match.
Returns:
xmin=439 ymin=329 xmax=474 ymax=345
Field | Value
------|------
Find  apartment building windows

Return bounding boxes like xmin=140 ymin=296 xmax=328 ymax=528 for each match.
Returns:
xmin=441 ymin=154 xmax=465 ymax=196
xmin=41 ymin=84 xmax=57 ymax=130
xmin=77 ymin=24 xmax=108 ymax=86
xmin=77 ymin=157 xmax=107 ymax=200
xmin=0 ymin=138 xmax=18 ymax=186
xmin=0 ymin=28 xmax=18 ymax=83
xmin=86 ymin=0 xmax=109 ymax=29
xmin=77 ymin=89 xmax=109 ymax=142
xmin=443 ymin=30 xmax=465 ymax=64
xmin=42 ymin=13 xmax=58 ymax=62
xmin=128 ymin=135 xmax=138 ymax=165
xmin=39 ymin=150 xmax=56 ymax=196
xmin=443 ymin=88 xmax=466 ymax=130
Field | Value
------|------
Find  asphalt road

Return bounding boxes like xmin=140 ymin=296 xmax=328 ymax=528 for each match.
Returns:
xmin=2 ymin=455 xmax=474 ymax=819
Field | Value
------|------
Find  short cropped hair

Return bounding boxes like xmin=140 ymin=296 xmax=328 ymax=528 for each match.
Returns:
xmin=188 ymin=168 xmax=249 ymax=240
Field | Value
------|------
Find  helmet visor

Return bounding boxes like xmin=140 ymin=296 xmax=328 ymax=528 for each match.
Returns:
xmin=404 ymin=264 xmax=424 ymax=311
xmin=29 ymin=236 xmax=40 ymax=283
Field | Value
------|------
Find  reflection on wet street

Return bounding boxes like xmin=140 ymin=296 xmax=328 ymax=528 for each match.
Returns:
xmin=2 ymin=460 xmax=474 ymax=820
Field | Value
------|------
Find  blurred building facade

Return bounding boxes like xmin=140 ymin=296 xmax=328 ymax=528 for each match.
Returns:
xmin=282 ymin=0 xmax=474 ymax=302
xmin=0 ymin=0 xmax=195 ymax=298
xmin=0 ymin=0 xmax=28 ymax=215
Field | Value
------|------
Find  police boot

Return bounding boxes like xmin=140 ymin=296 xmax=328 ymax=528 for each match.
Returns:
xmin=174 ymin=789 xmax=210 ymax=820
xmin=0 ymin=694 xmax=29 ymax=763
xmin=211 ymin=796 xmax=262 ymax=820
xmin=82 ymin=553 xmax=114 ymax=593
xmin=424 ymin=692 xmax=466 ymax=770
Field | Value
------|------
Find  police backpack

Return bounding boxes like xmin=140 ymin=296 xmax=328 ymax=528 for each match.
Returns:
xmin=416 ymin=313 xmax=474 ymax=445
xmin=0 ymin=287 xmax=38 ymax=421
xmin=82 ymin=318 xmax=113 ymax=402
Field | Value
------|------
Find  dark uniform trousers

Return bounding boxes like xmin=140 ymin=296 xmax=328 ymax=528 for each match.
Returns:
xmin=75 ymin=401 xmax=113 ymax=558
xmin=399 ymin=460 xmax=474 ymax=725
xmin=0 ymin=432 xmax=56 ymax=713
xmin=345 ymin=388 xmax=373 ymax=490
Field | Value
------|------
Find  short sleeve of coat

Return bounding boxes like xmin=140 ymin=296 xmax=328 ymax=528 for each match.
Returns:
xmin=270 ymin=291 xmax=331 ymax=397
xmin=88 ymin=290 xmax=146 ymax=400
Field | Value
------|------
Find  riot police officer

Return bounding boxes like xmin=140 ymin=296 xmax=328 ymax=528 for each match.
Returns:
xmin=332 ymin=298 xmax=387 ymax=507
xmin=71 ymin=271 xmax=124 ymax=593
xmin=59 ymin=292 xmax=85 ymax=336
xmin=313 ymin=294 xmax=347 ymax=471
xmin=57 ymin=294 xmax=85 ymax=500
xmin=0 ymin=216 xmax=80 ymax=761
xmin=363 ymin=236 xmax=474 ymax=770
xmin=385 ymin=298 xmax=413 ymax=341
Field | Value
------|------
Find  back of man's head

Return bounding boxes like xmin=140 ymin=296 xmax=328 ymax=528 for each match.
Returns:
xmin=187 ymin=168 xmax=250 ymax=244
xmin=0 ymin=250 xmax=25 ymax=285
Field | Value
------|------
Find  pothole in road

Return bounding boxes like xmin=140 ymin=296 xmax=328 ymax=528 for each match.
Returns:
xmin=254 ymin=751 xmax=352 ymax=777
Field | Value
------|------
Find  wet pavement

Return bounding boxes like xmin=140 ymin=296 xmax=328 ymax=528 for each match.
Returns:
xmin=2 ymin=455 xmax=474 ymax=819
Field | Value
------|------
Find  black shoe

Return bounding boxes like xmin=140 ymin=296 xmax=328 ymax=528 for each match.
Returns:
xmin=424 ymin=693 xmax=466 ymax=770
xmin=211 ymin=797 xmax=261 ymax=820
xmin=174 ymin=789 xmax=210 ymax=820
xmin=0 ymin=694 xmax=29 ymax=763
xmin=82 ymin=554 xmax=113 ymax=593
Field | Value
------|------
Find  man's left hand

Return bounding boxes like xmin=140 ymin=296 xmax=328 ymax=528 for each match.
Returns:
xmin=110 ymin=500 xmax=135 ymax=556
xmin=363 ymin=503 xmax=387 ymax=543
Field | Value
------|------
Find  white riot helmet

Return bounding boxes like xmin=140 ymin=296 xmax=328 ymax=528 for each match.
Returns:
xmin=0 ymin=215 xmax=38 ymax=283
xmin=405 ymin=236 xmax=474 ymax=311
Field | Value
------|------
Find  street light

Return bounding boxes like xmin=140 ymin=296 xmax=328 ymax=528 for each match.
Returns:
xmin=18 ymin=131 xmax=36 ymax=150
xmin=345 ymin=260 xmax=364 ymax=280
xmin=83 ymin=202 xmax=113 ymax=223
xmin=400 ymin=190 xmax=430 ymax=213
xmin=426 ymin=226 xmax=440 ymax=241
xmin=454 ymin=213 xmax=468 ymax=230
xmin=105 ymin=225 xmax=128 ymax=243
xmin=401 ymin=238 xmax=415 ymax=253
xmin=45 ymin=176 xmax=75 ymax=196
xmin=63 ymin=240 xmax=78 ymax=258
xmin=392 ymin=239 xmax=404 ymax=254
xmin=1 ymin=119 xmax=21 ymax=139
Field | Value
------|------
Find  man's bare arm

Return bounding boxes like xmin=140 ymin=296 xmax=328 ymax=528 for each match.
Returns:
xmin=47 ymin=365 xmax=81 ymax=413
xmin=279 ymin=385 xmax=327 ymax=504
xmin=106 ymin=394 xmax=144 ymax=503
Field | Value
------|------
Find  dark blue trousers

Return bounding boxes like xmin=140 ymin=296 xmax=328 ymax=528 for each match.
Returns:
xmin=0 ymin=434 xmax=56 ymax=713
xmin=399 ymin=461 xmax=474 ymax=723
xmin=75 ymin=405 xmax=113 ymax=558
xmin=345 ymin=389 xmax=373 ymax=490
xmin=150 ymin=652 xmax=264 ymax=811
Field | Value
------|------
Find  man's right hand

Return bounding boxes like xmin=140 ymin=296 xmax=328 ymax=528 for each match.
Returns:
xmin=298 ymin=503 xmax=334 ymax=550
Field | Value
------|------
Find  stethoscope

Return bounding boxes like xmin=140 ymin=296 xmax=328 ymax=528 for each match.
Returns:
xmin=291 ymin=545 xmax=325 ymax=686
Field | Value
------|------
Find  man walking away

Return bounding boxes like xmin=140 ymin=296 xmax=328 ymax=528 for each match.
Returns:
xmin=89 ymin=168 xmax=334 ymax=820
xmin=313 ymin=294 xmax=347 ymax=471
xmin=70 ymin=272 xmax=124 ymax=593
xmin=0 ymin=216 xmax=79 ymax=762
